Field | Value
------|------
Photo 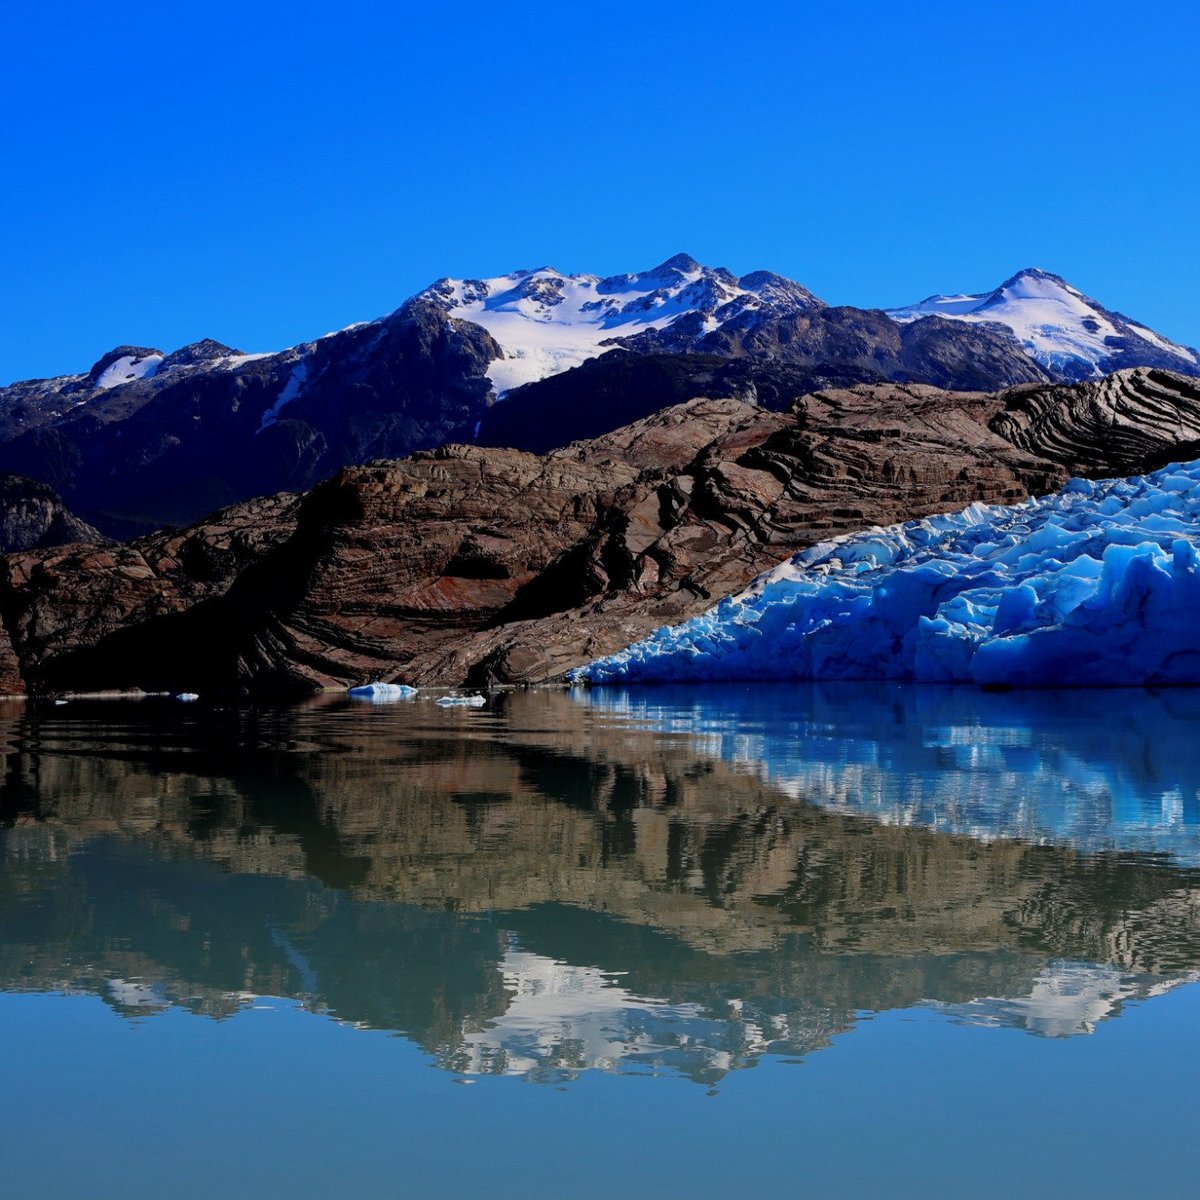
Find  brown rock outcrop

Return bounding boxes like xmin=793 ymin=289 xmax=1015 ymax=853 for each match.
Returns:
xmin=2 ymin=368 xmax=1199 ymax=694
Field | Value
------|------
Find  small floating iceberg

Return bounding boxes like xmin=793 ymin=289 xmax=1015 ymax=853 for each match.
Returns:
xmin=436 ymin=693 xmax=487 ymax=708
xmin=577 ymin=458 xmax=1200 ymax=689
xmin=175 ymin=692 xmax=200 ymax=702
xmin=348 ymin=682 xmax=418 ymax=702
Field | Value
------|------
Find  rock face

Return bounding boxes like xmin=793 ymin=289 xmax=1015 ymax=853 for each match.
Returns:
xmin=619 ymin=307 xmax=1054 ymax=392
xmin=0 ymin=492 xmax=300 ymax=694
xmin=0 ymin=475 xmax=102 ymax=554
xmin=3 ymin=366 xmax=1199 ymax=696
xmin=472 ymin=353 xmax=870 ymax=454
xmin=991 ymin=368 xmax=1200 ymax=476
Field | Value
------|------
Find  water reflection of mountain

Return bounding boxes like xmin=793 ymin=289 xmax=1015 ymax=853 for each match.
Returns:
xmin=1 ymin=687 xmax=1198 ymax=1084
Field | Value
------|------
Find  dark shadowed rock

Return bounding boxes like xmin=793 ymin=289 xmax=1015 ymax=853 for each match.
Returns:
xmin=0 ymin=475 xmax=103 ymax=554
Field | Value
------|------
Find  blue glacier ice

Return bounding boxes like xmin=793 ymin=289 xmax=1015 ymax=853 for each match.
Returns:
xmin=577 ymin=460 xmax=1200 ymax=688
xmin=348 ymin=682 xmax=417 ymax=702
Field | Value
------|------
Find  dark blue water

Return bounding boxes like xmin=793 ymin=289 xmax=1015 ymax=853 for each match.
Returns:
xmin=1 ymin=685 xmax=1198 ymax=1197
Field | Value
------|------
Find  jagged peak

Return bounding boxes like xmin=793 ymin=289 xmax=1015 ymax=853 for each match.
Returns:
xmin=650 ymin=252 xmax=702 ymax=275
xmin=161 ymin=339 xmax=241 ymax=368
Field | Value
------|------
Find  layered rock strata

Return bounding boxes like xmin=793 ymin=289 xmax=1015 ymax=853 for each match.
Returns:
xmin=0 ymin=368 xmax=1197 ymax=694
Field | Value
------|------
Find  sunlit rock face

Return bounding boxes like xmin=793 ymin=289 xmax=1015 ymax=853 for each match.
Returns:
xmin=580 ymin=457 xmax=1200 ymax=688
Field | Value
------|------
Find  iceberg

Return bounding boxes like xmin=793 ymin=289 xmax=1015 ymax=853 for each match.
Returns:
xmin=436 ymin=693 xmax=487 ymax=707
xmin=577 ymin=459 xmax=1200 ymax=688
xmin=347 ymin=682 xmax=417 ymax=702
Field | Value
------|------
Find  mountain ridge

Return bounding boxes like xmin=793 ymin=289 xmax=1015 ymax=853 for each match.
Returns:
xmin=2 ymin=256 xmax=1196 ymax=538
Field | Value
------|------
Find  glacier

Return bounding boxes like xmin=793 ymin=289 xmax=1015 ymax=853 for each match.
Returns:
xmin=576 ymin=458 xmax=1200 ymax=688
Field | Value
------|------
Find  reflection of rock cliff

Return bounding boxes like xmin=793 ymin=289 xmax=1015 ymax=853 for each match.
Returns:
xmin=1 ymin=688 xmax=1198 ymax=1081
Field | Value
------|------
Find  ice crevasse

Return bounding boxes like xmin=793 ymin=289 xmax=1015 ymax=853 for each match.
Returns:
xmin=576 ymin=460 xmax=1200 ymax=688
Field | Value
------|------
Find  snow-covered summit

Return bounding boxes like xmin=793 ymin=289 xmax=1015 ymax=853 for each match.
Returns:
xmin=888 ymin=268 xmax=1199 ymax=381
xmin=418 ymin=254 xmax=823 ymax=394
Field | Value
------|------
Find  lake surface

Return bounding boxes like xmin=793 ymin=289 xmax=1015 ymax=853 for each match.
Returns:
xmin=2 ymin=684 xmax=1198 ymax=1198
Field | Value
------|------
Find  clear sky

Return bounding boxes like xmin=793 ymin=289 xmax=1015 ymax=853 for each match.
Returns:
xmin=3 ymin=0 xmax=1197 ymax=383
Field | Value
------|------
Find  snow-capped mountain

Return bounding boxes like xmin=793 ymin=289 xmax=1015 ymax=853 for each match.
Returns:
xmin=888 ymin=268 xmax=1199 ymax=381
xmin=2 ymin=254 xmax=1198 ymax=540
xmin=418 ymin=253 xmax=822 ymax=394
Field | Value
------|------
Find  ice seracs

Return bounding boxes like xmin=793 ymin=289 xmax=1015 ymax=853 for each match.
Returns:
xmin=576 ymin=456 xmax=1200 ymax=689
xmin=888 ymin=268 xmax=1199 ymax=381
xmin=418 ymin=254 xmax=823 ymax=394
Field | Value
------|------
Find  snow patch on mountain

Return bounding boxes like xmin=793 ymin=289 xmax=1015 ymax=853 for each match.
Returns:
xmin=419 ymin=254 xmax=822 ymax=394
xmin=94 ymin=352 xmax=163 ymax=390
xmin=889 ymin=269 xmax=1199 ymax=380
xmin=576 ymin=456 xmax=1200 ymax=688
xmin=258 ymin=359 xmax=308 ymax=430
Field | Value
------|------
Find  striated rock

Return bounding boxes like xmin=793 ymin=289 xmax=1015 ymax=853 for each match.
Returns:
xmin=990 ymin=367 xmax=1200 ymax=476
xmin=3 ymin=368 xmax=1200 ymax=695
xmin=0 ymin=491 xmax=299 ymax=693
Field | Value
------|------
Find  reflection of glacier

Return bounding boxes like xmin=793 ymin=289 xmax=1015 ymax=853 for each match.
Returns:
xmin=4 ymin=689 xmax=1200 ymax=1083
xmin=577 ymin=685 xmax=1200 ymax=865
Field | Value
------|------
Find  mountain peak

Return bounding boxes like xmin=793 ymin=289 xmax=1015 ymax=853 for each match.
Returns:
xmin=417 ymin=256 xmax=823 ymax=394
xmin=161 ymin=339 xmax=242 ymax=369
xmin=888 ymin=269 xmax=1198 ymax=380
xmin=651 ymin=252 xmax=702 ymax=275
xmin=991 ymin=267 xmax=1077 ymax=297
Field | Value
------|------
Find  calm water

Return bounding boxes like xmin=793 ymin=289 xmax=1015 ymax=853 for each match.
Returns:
xmin=1 ymin=684 xmax=1198 ymax=1198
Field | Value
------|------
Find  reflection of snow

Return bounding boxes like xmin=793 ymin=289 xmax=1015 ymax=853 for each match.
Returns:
xmin=106 ymin=977 xmax=168 ymax=1010
xmin=938 ymin=961 xmax=1200 ymax=1038
xmin=455 ymin=946 xmax=705 ymax=1077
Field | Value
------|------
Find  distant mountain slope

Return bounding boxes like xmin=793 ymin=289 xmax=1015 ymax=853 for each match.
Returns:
xmin=1 ymin=256 xmax=1195 ymax=538
xmin=888 ymin=268 xmax=1200 ymax=381
xmin=0 ymin=301 xmax=497 ymax=538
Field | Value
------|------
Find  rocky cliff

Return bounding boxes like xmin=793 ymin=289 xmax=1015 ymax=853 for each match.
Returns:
xmin=2 ymin=367 xmax=1199 ymax=695
xmin=0 ymin=474 xmax=102 ymax=554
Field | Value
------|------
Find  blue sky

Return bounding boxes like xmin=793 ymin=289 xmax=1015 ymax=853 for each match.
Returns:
xmin=3 ymin=0 xmax=1197 ymax=383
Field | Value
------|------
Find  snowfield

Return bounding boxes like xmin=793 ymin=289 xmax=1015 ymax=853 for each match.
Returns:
xmin=94 ymin=352 xmax=163 ymax=389
xmin=419 ymin=255 xmax=820 ymax=394
xmin=888 ymin=268 xmax=1199 ymax=379
xmin=576 ymin=458 xmax=1200 ymax=688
